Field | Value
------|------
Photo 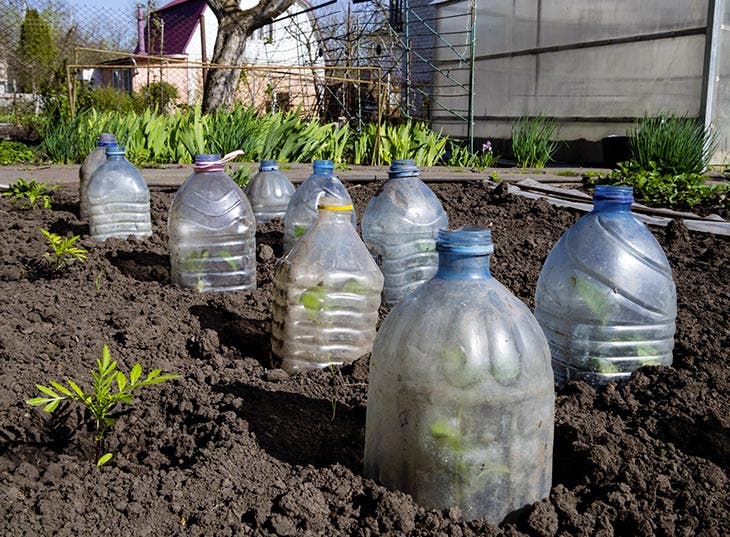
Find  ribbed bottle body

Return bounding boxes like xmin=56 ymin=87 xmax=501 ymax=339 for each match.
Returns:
xmin=362 ymin=171 xmax=448 ymax=305
xmin=245 ymin=164 xmax=296 ymax=223
xmin=283 ymin=162 xmax=355 ymax=253
xmin=364 ymin=229 xmax=554 ymax=523
xmin=534 ymin=186 xmax=676 ymax=385
xmin=87 ymin=156 xmax=151 ymax=241
xmin=272 ymin=204 xmax=383 ymax=373
xmin=168 ymin=168 xmax=256 ymax=292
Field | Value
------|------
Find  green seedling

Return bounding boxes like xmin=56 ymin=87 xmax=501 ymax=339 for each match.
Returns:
xmin=41 ymin=229 xmax=88 ymax=272
xmin=431 ymin=408 xmax=508 ymax=507
xmin=294 ymin=224 xmax=308 ymax=239
xmin=27 ymin=344 xmax=180 ymax=466
xmin=3 ymin=178 xmax=57 ymax=209
xmin=183 ymin=249 xmax=238 ymax=291
xmin=299 ymin=283 xmax=328 ymax=320
xmin=570 ymin=276 xmax=610 ymax=322
xmin=94 ymin=270 xmax=106 ymax=290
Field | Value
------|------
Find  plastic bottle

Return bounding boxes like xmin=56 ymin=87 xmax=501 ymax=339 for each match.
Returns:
xmin=168 ymin=153 xmax=256 ymax=292
xmin=86 ymin=145 xmax=152 ymax=241
xmin=534 ymin=184 xmax=676 ymax=386
xmin=244 ymin=159 xmax=296 ymax=223
xmin=272 ymin=197 xmax=384 ymax=373
xmin=364 ymin=227 xmax=554 ymax=523
xmin=282 ymin=159 xmax=355 ymax=253
xmin=79 ymin=133 xmax=117 ymax=220
xmin=361 ymin=159 xmax=448 ymax=305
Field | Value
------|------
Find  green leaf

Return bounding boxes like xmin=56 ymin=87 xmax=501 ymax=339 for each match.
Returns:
xmin=35 ymin=384 xmax=59 ymax=398
xmin=130 ymin=363 xmax=142 ymax=385
xmin=67 ymin=379 xmax=86 ymax=400
xmin=49 ymin=381 xmax=72 ymax=396
xmin=116 ymin=372 xmax=127 ymax=393
xmin=97 ymin=453 xmax=113 ymax=467
xmin=27 ymin=396 xmax=54 ymax=406
xmin=43 ymin=399 xmax=61 ymax=413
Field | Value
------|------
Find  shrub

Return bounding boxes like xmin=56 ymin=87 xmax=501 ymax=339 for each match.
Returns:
xmin=136 ymin=81 xmax=179 ymax=112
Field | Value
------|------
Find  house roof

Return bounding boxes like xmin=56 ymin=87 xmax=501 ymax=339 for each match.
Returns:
xmin=136 ymin=0 xmax=320 ymax=57
xmin=135 ymin=0 xmax=207 ymax=56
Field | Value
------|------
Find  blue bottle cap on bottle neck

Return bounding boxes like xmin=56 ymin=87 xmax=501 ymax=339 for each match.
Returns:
xmin=313 ymin=159 xmax=334 ymax=173
xmin=593 ymin=185 xmax=634 ymax=203
xmin=105 ymin=145 xmax=125 ymax=156
xmin=260 ymin=159 xmax=278 ymax=171
xmin=388 ymin=159 xmax=419 ymax=178
xmin=437 ymin=227 xmax=494 ymax=255
xmin=97 ymin=133 xmax=117 ymax=146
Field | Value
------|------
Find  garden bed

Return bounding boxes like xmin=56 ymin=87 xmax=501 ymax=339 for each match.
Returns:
xmin=0 ymin=181 xmax=728 ymax=536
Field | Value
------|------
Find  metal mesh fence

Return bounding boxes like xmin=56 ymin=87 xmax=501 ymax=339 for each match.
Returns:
xmin=0 ymin=0 xmax=395 ymax=126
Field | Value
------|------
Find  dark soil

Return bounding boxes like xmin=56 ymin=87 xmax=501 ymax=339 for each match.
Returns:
xmin=1 ymin=180 xmax=728 ymax=536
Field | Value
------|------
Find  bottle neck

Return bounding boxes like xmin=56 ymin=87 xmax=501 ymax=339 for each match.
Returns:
xmin=435 ymin=251 xmax=492 ymax=280
xmin=318 ymin=208 xmax=353 ymax=224
xmin=592 ymin=198 xmax=632 ymax=213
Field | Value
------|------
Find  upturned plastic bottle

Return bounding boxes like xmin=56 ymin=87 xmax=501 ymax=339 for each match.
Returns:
xmin=244 ymin=159 xmax=296 ymax=223
xmin=86 ymin=145 xmax=152 ymax=241
xmin=168 ymin=154 xmax=256 ymax=292
xmin=364 ymin=227 xmax=554 ymax=523
xmin=362 ymin=159 xmax=448 ymax=305
xmin=79 ymin=133 xmax=117 ymax=220
xmin=282 ymin=159 xmax=356 ymax=253
xmin=272 ymin=197 xmax=384 ymax=373
xmin=534 ymin=185 xmax=676 ymax=386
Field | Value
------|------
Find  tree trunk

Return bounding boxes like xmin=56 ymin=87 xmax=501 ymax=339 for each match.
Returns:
xmin=202 ymin=0 xmax=296 ymax=113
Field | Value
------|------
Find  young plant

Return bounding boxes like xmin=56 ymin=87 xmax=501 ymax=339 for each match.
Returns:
xmin=2 ymin=178 xmax=57 ymax=209
xmin=511 ymin=115 xmax=558 ymax=168
xmin=41 ymin=229 xmax=88 ymax=272
xmin=27 ymin=345 xmax=180 ymax=466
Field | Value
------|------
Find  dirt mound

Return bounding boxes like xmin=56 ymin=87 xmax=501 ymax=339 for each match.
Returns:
xmin=0 ymin=181 xmax=727 ymax=536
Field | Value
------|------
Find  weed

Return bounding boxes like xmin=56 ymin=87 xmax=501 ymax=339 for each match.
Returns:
xmin=511 ymin=115 xmax=558 ymax=168
xmin=0 ymin=140 xmax=37 ymax=165
xmin=41 ymin=229 xmax=87 ymax=272
xmin=3 ymin=178 xmax=57 ymax=209
xmin=605 ymin=160 xmax=729 ymax=210
xmin=94 ymin=270 xmax=106 ymax=290
xmin=446 ymin=141 xmax=499 ymax=170
xmin=27 ymin=344 xmax=180 ymax=466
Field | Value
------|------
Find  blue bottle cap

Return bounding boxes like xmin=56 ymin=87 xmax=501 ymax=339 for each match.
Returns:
xmin=260 ymin=159 xmax=278 ymax=171
xmin=97 ymin=133 xmax=117 ymax=146
xmin=195 ymin=154 xmax=221 ymax=164
xmin=313 ymin=159 xmax=334 ymax=173
xmin=437 ymin=227 xmax=494 ymax=255
xmin=388 ymin=159 xmax=419 ymax=178
xmin=106 ymin=145 xmax=125 ymax=156
xmin=594 ymin=184 xmax=634 ymax=203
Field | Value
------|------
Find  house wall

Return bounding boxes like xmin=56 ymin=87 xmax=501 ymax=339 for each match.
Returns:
xmin=184 ymin=1 xmax=323 ymax=67
xmin=430 ymin=0 xmax=729 ymax=164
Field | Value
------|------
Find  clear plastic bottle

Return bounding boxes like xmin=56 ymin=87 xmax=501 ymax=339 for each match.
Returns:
xmin=364 ymin=227 xmax=554 ymax=523
xmin=79 ymin=133 xmax=117 ymax=220
xmin=168 ymin=154 xmax=256 ymax=292
xmin=282 ymin=159 xmax=356 ymax=253
xmin=534 ymin=185 xmax=676 ymax=386
xmin=272 ymin=197 xmax=384 ymax=373
xmin=244 ymin=159 xmax=296 ymax=223
xmin=86 ymin=145 xmax=152 ymax=241
xmin=361 ymin=159 xmax=448 ymax=305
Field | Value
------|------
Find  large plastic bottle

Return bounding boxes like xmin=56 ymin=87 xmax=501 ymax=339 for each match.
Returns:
xmin=272 ymin=197 xmax=384 ymax=373
xmin=79 ymin=132 xmax=117 ymax=220
xmin=244 ymin=159 xmax=296 ymax=223
xmin=361 ymin=159 xmax=448 ymax=305
xmin=282 ymin=159 xmax=356 ymax=253
xmin=534 ymin=184 xmax=676 ymax=386
xmin=86 ymin=145 xmax=152 ymax=241
xmin=168 ymin=154 xmax=256 ymax=292
xmin=364 ymin=227 xmax=554 ymax=523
